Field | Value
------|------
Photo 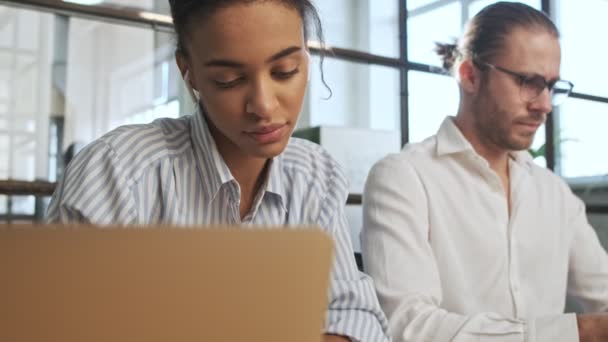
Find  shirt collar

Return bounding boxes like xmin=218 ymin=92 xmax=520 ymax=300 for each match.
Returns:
xmin=436 ymin=116 xmax=474 ymax=156
xmin=258 ymin=155 xmax=288 ymax=213
xmin=190 ymin=106 xmax=235 ymax=198
xmin=436 ymin=116 xmax=534 ymax=171
xmin=190 ymin=106 xmax=288 ymax=208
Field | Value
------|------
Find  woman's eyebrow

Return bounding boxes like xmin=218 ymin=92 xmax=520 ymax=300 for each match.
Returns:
xmin=204 ymin=46 xmax=302 ymax=68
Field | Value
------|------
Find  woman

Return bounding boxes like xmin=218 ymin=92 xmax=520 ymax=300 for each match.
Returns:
xmin=47 ymin=1 xmax=389 ymax=341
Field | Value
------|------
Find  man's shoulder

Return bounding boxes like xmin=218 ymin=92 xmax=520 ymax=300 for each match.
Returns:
xmin=527 ymin=160 xmax=573 ymax=192
xmin=374 ymin=135 xmax=438 ymax=169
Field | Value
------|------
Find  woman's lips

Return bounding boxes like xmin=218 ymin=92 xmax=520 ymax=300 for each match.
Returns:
xmin=245 ymin=123 xmax=287 ymax=144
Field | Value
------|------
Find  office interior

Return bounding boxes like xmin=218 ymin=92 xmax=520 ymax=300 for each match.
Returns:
xmin=1 ymin=0 xmax=607 ymax=255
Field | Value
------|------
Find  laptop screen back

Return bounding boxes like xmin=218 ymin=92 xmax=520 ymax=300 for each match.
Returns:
xmin=0 ymin=226 xmax=334 ymax=342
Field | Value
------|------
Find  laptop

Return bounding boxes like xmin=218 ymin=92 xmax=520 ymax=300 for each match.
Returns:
xmin=0 ymin=225 xmax=334 ymax=342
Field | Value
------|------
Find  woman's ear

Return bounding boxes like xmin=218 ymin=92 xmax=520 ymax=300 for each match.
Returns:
xmin=176 ymin=52 xmax=200 ymax=102
xmin=176 ymin=53 xmax=196 ymax=85
xmin=176 ymin=52 xmax=189 ymax=82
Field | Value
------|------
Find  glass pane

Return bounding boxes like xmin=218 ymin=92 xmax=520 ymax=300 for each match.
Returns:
xmin=0 ymin=6 xmax=53 ymax=183
xmin=11 ymin=195 xmax=35 ymax=215
xmin=313 ymin=0 xmax=399 ymax=57
xmin=12 ymin=117 xmax=37 ymax=133
xmin=13 ymin=135 xmax=37 ymax=181
xmin=68 ymin=0 xmax=164 ymax=13
xmin=559 ymin=0 xmax=608 ymax=98
xmin=0 ymin=75 xmax=9 ymax=99
xmin=0 ymin=7 xmax=15 ymax=48
xmin=407 ymin=2 xmax=461 ymax=67
xmin=15 ymin=55 xmax=38 ymax=115
xmin=16 ymin=9 xmax=40 ymax=51
xmin=306 ymin=56 xmax=401 ymax=133
xmin=408 ymin=0 xmax=440 ymax=12
xmin=469 ymin=0 xmax=541 ymax=16
xmin=0 ymin=195 xmax=6 ymax=216
xmin=556 ymin=99 xmax=608 ymax=178
xmin=0 ymin=52 xmax=11 ymax=99
xmin=0 ymin=135 xmax=8 ymax=178
xmin=65 ymin=18 xmax=178 ymax=146
xmin=408 ymin=70 xmax=459 ymax=143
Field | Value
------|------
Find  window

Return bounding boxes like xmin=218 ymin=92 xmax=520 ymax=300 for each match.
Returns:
xmin=314 ymin=0 xmax=400 ymax=57
xmin=65 ymin=18 xmax=178 ymax=146
xmin=559 ymin=0 xmax=608 ymax=99
xmin=407 ymin=2 xmax=462 ymax=67
xmin=554 ymin=0 xmax=608 ymax=182
xmin=469 ymin=0 xmax=540 ymax=16
xmin=0 ymin=4 xmax=182 ymax=220
xmin=304 ymin=57 xmax=401 ymax=134
xmin=556 ymin=99 xmax=608 ymax=178
xmin=0 ymin=7 xmax=53 ymax=184
xmin=408 ymin=70 xmax=459 ymax=143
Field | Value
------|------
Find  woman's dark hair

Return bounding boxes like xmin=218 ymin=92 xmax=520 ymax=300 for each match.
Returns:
xmin=168 ymin=0 xmax=331 ymax=96
xmin=435 ymin=1 xmax=559 ymax=73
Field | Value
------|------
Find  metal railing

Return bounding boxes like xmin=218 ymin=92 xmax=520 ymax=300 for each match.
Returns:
xmin=3 ymin=180 xmax=608 ymax=213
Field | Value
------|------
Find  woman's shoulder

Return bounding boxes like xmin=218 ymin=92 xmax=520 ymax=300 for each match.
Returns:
xmin=280 ymin=137 xmax=349 ymax=196
xmin=98 ymin=116 xmax=191 ymax=152
xmin=67 ymin=116 xmax=193 ymax=179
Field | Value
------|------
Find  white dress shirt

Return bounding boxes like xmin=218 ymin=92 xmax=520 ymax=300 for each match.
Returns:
xmin=47 ymin=109 xmax=391 ymax=341
xmin=362 ymin=116 xmax=608 ymax=342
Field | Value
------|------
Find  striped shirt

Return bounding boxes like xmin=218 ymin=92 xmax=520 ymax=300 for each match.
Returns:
xmin=47 ymin=109 xmax=390 ymax=341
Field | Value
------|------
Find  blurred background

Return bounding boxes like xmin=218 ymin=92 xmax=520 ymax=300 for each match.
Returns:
xmin=0 ymin=0 xmax=606 ymax=254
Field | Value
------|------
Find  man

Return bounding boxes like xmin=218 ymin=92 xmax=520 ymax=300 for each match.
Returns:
xmin=362 ymin=2 xmax=608 ymax=341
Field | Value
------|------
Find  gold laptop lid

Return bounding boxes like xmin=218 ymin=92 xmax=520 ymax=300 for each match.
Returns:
xmin=0 ymin=226 xmax=334 ymax=342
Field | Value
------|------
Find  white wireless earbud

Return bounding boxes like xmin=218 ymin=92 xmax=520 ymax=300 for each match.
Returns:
xmin=184 ymin=70 xmax=200 ymax=102
xmin=305 ymin=51 xmax=311 ymax=83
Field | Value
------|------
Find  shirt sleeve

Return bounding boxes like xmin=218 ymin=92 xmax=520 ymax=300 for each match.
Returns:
xmin=316 ymin=165 xmax=391 ymax=342
xmin=564 ymin=184 xmax=608 ymax=312
xmin=361 ymin=155 xmax=580 ymax=342
xmin=46 ymin=140 xmax=136 ymax=224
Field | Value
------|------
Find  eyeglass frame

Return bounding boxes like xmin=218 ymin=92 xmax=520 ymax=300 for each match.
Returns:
xmin=472 ymin=58 xmax=574 ymax=106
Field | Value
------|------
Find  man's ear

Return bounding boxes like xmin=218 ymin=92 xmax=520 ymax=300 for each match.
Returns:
xmin=458 ymin=59 xmax=481 ymax=94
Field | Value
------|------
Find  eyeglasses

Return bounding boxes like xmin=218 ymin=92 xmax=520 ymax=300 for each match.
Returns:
xmin=474 ymin=60 xmax=574 ymax=107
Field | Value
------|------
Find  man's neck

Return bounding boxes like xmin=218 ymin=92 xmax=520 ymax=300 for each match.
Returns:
xmin=454 ymin=113 xmax=512 ymax=215
xmin=454 ymin=114 xmax=510 ymax=177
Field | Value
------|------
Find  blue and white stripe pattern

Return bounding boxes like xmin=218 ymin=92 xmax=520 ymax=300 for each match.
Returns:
xmin=47 ymin=109 xmax=390 ymax=341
